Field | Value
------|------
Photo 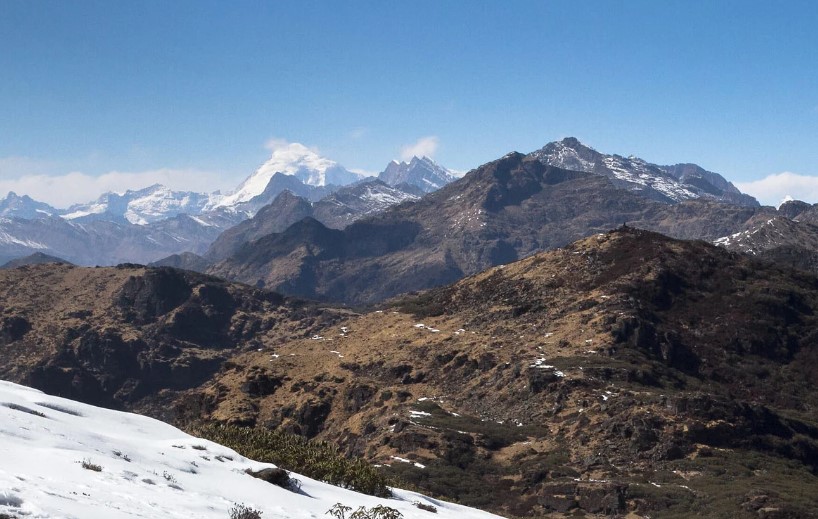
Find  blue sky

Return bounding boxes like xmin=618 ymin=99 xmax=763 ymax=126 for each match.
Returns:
xmin=1 ymin=0 xmax=817 ymax=206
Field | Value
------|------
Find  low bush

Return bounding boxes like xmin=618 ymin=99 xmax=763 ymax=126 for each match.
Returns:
xmin=229 ymin=503 xmax=262 ymax=519
xmin=327 ymin=503 xmax=403 ymax=519
xmin=193 ymin=423 xmax=392 ymax=497
xmin=80 ymin=458 xmax=102 ymax=472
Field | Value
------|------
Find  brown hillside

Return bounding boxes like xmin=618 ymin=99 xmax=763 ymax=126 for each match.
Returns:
xmin=189 ymin=227 xmax=818 ymax=517
xmin=0 ymin=263 xmax=345 ymax=411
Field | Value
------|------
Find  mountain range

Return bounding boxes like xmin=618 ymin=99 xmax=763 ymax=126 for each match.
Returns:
xmin=7 ymin=137 xmax=818 ymax=518
xmin=0 ymin=146 xmax=454 ymax=266
xmin=207 ymin=149 xmax=771 ymax=305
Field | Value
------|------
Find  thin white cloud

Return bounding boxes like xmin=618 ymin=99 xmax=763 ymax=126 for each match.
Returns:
xmin=348 ymin=127 xmax=368 ymax=140
xmin=400 ymin=136 xmax=439 ymax=161
xmin=736 ymin=171 xmax=818 ymax=207
xmin=0 ymin=168 xmax=227 ymax=209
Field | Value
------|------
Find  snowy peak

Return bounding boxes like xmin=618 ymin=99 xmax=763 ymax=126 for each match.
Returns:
xmin=215 ymin=142 xmax=364 ymax=209
xmin=0 ymin=191 xmax=59 ymax=219
xmin=529 ymin=137 xmax=758 ymax=207
xmin=379 ymin=155 xmax=455 ymax=193
xmin=63 ymin=184 xmax=213 ymax=225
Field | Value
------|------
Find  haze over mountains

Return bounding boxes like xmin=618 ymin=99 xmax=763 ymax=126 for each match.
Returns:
xmin=0 ymin=143 xmax=454 ymax=265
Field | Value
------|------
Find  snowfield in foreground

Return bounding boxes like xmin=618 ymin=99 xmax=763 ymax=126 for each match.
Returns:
xmin=0 ymin=381 xmax=500 ymax=519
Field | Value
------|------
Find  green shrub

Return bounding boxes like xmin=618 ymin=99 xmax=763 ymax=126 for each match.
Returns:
xmin=229 ymin=504 xmax=262 ymax=519
xmin=326 ymin=503 xmax=403 ymax=519
xmin=193 ymin=423 xmax=392 ymax=497
xmin=80 ymin=458 xmax=102 ymax=472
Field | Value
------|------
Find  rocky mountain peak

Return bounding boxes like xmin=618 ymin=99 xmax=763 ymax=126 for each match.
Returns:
xmin=0 ymin=191 xmax=58 ymax=219
xmin=379 ymin=155 xmax=455 ymax=193
xmin=529 ymin=138 xmax=758 ymax=207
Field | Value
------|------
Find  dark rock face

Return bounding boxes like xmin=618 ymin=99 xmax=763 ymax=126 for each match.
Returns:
xmin=0 ymin=316 xmax=30 ymax=343
xmin=343 ymin=384 xmax=376 ymax=413
xmin=295 ymin=398 xmax=333 ymax=437
xmin=245 ymin=467 xmax=290 ymax=488
xmin=116 ymin=268 xmax=194 ymax=324
xmin=241 ymin=369 xmax=284 ymax=398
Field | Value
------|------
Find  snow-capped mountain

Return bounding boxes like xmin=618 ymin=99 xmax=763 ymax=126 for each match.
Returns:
xmin=0 ymin=191 xmax=59 ymax=219
xmin=530 ymin=137 xmax=758 ymax=206
xmin=63 ymin=184 xmax=214 ymax=225
xmin=379 ymin=156 xmax=456 ymax=193
xmin=213 ymin=142 xmax=365 ymax=210
xmin=0 ymin=380 xmax=498 ymax=519
xmin=0 ymin=211 xmax=242 ymax=266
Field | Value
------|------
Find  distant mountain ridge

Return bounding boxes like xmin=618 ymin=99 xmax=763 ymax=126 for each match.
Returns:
xmin=0 ymin=212 xmax=243 ymax=266
xmin=0 ymin=138 xmax=761 ymax=270
xmin=530 ymin=137 xmax=758 ymax=206
xmin=63 ymin=184 xmax=214 ymax=225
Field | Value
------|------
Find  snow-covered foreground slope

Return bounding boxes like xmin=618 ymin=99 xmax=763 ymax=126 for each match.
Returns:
xmin=0 ymin=381 xmax=499 ymax=519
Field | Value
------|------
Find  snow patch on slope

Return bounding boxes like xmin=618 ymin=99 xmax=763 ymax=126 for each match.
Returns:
xmin=0 ymin=380 xmax=498 ymax=519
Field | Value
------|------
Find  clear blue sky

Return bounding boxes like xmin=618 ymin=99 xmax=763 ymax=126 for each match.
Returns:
xmin=1 ymin=0 xmax=817 ymax=206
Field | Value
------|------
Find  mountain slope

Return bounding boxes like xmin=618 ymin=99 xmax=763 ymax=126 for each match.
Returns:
xmin=312 ymin=179 xmax=420 ymax=229
xmin=5 ymin=230 xmax=818 ymax=516
xmin=206 ymin=181 xmax=419 ymax=262
xmin=209 ymin=152 xmax=768 ymax=305
xmin=715 ymin=212 xmax=818 ymax=274
xmin=531 ymin=137 xmax=758 ymax=206
xmin=0 ymin=381 xmax=498 ymax=519
xmin=196 ymin=227 xmax=818 ymax=517
xmin=0 ymin=263 xmax=344 ymax=410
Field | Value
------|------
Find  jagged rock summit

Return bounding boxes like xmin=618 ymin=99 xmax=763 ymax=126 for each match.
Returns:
xmin=379 ymin=155 xmax=456 ymax=193
xmin=0 ymin=191 xmax=59 ymax=219
xmin=530 ymin=137 xmax=758 ymax=206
